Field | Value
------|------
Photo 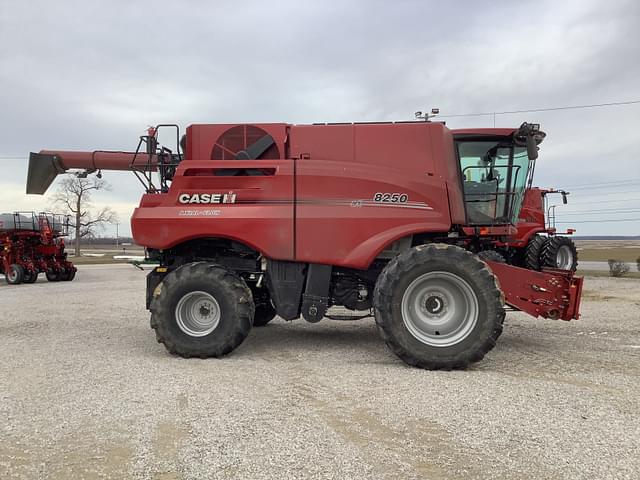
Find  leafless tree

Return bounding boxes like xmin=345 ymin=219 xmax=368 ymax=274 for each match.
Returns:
xmin=52 ymin=175 xmax=118 ymax=256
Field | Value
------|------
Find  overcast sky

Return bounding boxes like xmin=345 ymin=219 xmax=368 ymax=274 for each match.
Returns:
xmin=1 ymin=0 xmax=639 ymax=237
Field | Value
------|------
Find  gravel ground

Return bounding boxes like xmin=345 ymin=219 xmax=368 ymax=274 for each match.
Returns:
xmin=1 ymin=265 xmax=639 ymax=480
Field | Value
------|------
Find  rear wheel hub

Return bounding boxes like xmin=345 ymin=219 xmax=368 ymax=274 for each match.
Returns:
xmin=401 ymin=271 xmax=479 ymax=347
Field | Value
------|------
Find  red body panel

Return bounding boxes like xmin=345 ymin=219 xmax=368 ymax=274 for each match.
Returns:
xmin=509 ymin=187 xmax=547 ymax=247
xmin=291 ymin=123 xmax=452 ymax=268
xmin=494 ymin=187 xmax=557 ymax=249
xmin=132 ymin=159 xmax=295 ymax=260
xmin=436 ymin=127 xmax=466 ymax=225
xmin=132 ymin=122 xmax=464 ymax=269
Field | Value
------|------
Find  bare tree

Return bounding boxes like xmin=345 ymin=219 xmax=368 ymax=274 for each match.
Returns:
xmin=52 ymin=175 xmax=118 ymax=256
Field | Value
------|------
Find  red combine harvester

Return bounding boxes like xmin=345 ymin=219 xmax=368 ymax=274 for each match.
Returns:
xmin=504 ymin=187 xmax=578 ymax=271
xmin=0 ymin=212 xmax=76 ymax=284
xmin=26 ymin=121 xmax=583 ymax=369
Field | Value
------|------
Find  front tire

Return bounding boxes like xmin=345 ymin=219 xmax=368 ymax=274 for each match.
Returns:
xmin=373 ymin=244 xmax=505 ymax=370
xmin=150 ymin=262 xmax=254 ymax=358
xmin=478 ymin=250 xmax=506 ymax=263
xmin=6 ymin=264 xmax=24 ymax=285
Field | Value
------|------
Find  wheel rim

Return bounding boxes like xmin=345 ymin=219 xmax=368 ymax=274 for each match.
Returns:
xmin=401 ymin=271 xmax=479 ymax=347
xmin=175 ymin=291 xmax=221 ymax=337
xmin=8 ymin=268 xmax=18 ymax=282
xmin=556 ymin=245 xmax=574 ymax=270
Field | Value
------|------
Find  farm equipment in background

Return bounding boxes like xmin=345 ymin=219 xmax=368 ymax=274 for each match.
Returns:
xmin=474 ymin=186 xmax=579 ymax=271
xmin=507 ymin=187 xmax=578 ymax=271
xmin=0 ymin=212 xmax=76 ymax=284
xmin=25 ymin=120 xmax=583 ymax=369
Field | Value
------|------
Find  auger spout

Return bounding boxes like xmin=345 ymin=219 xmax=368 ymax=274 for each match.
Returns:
xmin=26 ymin=150 xmax=157 ymax=194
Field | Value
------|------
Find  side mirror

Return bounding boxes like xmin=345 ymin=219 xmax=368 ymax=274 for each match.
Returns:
xmin=526 ymin=134 xmax=538 ymax=160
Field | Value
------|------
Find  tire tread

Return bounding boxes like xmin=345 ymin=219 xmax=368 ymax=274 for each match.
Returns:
xmin=150 ymin=262 xmax=254 ymax=358
xmin=373 ymin=244 xmax=504 ymax=370
xmin=524 ymin=234 xmax=548 ymax=270
xmin=541 ymin=236 xmax=578 ymax=271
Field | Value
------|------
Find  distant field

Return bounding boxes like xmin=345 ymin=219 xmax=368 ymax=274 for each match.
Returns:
xmin=575 ymin=240 xmax=640 ymax=262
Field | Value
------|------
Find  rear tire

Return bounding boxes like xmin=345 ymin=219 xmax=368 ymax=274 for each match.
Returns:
xmin=541 ymin=236 xmax=578 ymax=271
xmin=60 ymin=270 xmax=76 ymax=281
xmin=150 ymin=262 xmax=254 ymax=358
xmin=524 ymin=234 xmax=548 ymax=270
xmin=23 ymin=270 xmax=38 ymax=283
xmin=6 ymin=264 xmax=24 ymax=285
xmin=373 ymin=244 xmax=505 ymax=370
xmin=46 ymin=271 xmax=60 ymax=282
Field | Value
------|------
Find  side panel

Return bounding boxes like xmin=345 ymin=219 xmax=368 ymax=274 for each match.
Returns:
xmin=434 ymin=126 xmax=466 ymax=224
xmin=131 ymin=160 xmax=294 ymax=260
xmin=508 ymin=188 xmax=547 ymax=247
xmin=292 ymin=123 xmax=452 ymax=269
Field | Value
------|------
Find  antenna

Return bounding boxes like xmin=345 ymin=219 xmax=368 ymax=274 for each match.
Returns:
xmin=415 ymin=108 xmax=440 ymax=122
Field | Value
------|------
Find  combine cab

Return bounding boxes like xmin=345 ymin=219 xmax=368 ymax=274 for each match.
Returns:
xmin=0 ymin=212 xmax=76 ymax=284
xmin=451 ymin=128 xmax=578 ymax=272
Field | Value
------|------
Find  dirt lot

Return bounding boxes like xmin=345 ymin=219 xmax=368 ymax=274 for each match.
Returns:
xmin=1 ymin=265 xmax=639 ymax=479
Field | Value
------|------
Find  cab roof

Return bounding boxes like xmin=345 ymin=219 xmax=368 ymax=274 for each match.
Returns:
xmin=451 ymin=128 xmax=517 ymax=137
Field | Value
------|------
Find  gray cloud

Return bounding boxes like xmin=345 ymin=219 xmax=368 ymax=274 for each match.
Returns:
xmin=1 ymin=0 xmax=639 ymax=235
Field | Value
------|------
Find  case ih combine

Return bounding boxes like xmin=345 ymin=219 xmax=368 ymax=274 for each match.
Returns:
xmin=506 ymin=187 xmax=578 ymax=271
xmin=0 ymin=212 xmax=76 ymax=284
xmin=26 ymin=120 xmax=582 ymax=369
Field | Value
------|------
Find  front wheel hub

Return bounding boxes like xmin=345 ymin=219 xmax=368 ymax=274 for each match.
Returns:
xmin=424 ymin=295 xmax=446 ymax=315
xmin=175 ymin=291 xmax=221 ymax=337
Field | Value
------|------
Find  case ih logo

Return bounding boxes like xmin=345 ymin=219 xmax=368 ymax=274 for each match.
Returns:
xmin=178 ymin=193 xmax=237 ymax=204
